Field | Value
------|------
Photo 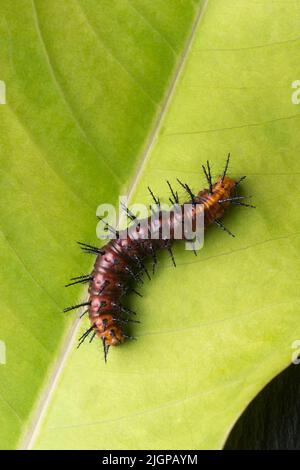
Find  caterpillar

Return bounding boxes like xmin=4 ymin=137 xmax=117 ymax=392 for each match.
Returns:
xmin=64 ymin=155 xmax=255 ymax=361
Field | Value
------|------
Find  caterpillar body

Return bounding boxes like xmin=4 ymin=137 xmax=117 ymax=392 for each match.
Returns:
xmin=64 ymin=155 xmax=254 ymax=361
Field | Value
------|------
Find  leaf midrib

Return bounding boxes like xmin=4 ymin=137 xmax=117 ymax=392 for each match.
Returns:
xmin=20 ymin=0 xmax=210 ymax=450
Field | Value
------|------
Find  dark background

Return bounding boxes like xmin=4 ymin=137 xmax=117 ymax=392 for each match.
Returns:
xmin=225 ymin=364 xmax=300 ymax=449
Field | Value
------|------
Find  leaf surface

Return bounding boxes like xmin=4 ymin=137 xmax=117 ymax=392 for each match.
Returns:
xmin=0 ymin=0 xmax=202 ymax=449
xmin=1 ymin=0 xmax=299 ymax=450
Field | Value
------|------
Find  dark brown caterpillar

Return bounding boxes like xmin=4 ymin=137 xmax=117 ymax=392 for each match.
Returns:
xmin=64 ymin=155 xmax=254 ymax=361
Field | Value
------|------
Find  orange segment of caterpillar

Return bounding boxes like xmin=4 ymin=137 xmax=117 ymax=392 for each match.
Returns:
xmin=64 ymin=154 xmax=255 ymax=362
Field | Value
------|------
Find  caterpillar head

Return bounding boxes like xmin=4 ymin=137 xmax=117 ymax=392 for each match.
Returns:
xmin=101 ymin=326 xmax=124 ymax=346
xmin=99 ymin=326 xmax=124 ymax=362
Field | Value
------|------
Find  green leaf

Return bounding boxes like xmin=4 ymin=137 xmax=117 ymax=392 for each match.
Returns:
xmin=1 ymin=0 xmax=300 ymax=450
xmin=0 ymin=0 xmax=203 ymax=449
